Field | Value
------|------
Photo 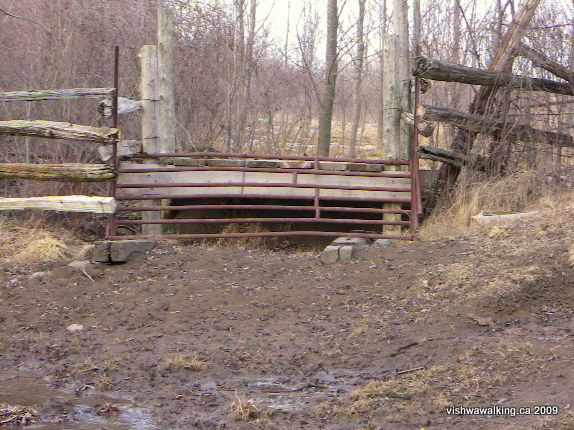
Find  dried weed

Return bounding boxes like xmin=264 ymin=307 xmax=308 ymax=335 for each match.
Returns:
xmin=164 ymin=353 xmax=209 ymax=372
xmin=346 ymin=339 xmax=551 ymax=421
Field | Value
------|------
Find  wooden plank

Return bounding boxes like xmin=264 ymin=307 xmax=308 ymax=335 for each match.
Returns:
xmin=0 ymin=120 xmax=119 ymax=144
xmin=117 ymin=165 xmax=410 ymax=200
xmin=0 ymin=163 xmax=115 ymax=181
xmin=0 ymin=196 xmax=116 ymax=213
xmin=0 ymin=88 xmax=114 ymax=102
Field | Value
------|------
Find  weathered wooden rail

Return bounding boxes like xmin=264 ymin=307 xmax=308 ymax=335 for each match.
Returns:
xmin=0 ymin=88 xmax=115 ymax=102
xmin=0 ymin=76 xmax=119 ymax=213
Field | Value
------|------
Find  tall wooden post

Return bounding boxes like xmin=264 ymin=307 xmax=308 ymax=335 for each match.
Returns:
xmin=158 ymin=6 xmax=176 ymax=154
xmin=138 ymin=45 xmax=162 ymax=235
xmin=382 ymin=0 xmax=411 ymax=233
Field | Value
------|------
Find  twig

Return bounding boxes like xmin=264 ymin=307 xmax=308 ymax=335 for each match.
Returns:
xmin=0 ymin=7 xmax=46 ymax=30
xmin=396 ymin=366 xmax=425 ymax=375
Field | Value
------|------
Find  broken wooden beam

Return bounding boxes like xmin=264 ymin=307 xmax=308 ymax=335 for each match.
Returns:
xmin=413 ymin=56 xmax=574 ymax=96
xmin=417 ymin=145 xmax=488 ymax=171
xmin=420 ymin=104 xmax=574 ymax=147
xmin=0 ymin=163 xmax=116 ymax=182
xmin=0 ymin=196 xmax=117 ymax=213
xmin=97 ymin=140 xmax=142 ymax=162
xmin=0 ymin=88 xmax=115 ymax=102
xmin=516 ymin=43 xmax=574 ymax=83
xmin=98 ymin=97 xmax=142 ymax=118
xmin=0 ymin=120 xmax=119 ymax=144
xmin=401 ymin=111 xmax=436 ymax=137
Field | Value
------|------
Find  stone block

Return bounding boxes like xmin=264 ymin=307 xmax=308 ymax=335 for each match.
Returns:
xmin=320 ymin=245 xmax=340 ymax=264
xmin=374 ymin=239 xmax=393 ymax=247
xmin=338 ymin=245 xmax=354 ymax=262
xmin=332 ymin=237 xmax=370 ymax=246
xmin=109 ymin=240 xmax=156 ymax=263
xmin=92 ymin=241 xmax=112 ymax=263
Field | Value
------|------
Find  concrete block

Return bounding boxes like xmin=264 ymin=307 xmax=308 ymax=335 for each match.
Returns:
xmin=332 ymin=237 xmax=370 ymax=246
xmin=320 ymin=245 xmax=340 ymax=265
xmin=374 ymin=239 xmax=392 ymax=247
xmin=92 ymin=241 xmax=112 ymax=263
xmin=173 ymin=158 xmax=207 ymax=167
xmin=338 ymin=245 xmax=354 ymax=262
xmin=245 ymin=159 xmax=280 ymax=168
xmin=279 ymin=160 xmax=313 ymax=169
xmin=318 ymin=161 xmax=347 ymax=171
xmin=109 ymin=240 xmax=156 ymax=263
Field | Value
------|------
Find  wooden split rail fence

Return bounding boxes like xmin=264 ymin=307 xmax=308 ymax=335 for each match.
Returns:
xmin=0 ymin=86 xmax=119 ymax=214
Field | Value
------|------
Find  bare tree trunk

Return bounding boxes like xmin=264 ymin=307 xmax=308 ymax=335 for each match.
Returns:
xmin=317 ymin=0 xmax=338 ymax=157
xmin=349 ymin=0 xmax=366 ymax=158
xmin=377 ymin=0 xmax=388 ymax=150
xmin=237 ymin=0 xmax=257 ymax=153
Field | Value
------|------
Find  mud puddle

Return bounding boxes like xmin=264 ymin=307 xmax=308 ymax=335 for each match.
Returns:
xmin=0 ymin=371 xmax=155 ymax=429
xmin=244 ymin=370 xmax=369 ymax=412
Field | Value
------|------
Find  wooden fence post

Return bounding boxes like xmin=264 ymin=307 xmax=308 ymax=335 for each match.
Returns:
xmin=139 ymin=45 xmax=162 ymax=235
xmin=382 ymin=0 xmax=411 ymax=234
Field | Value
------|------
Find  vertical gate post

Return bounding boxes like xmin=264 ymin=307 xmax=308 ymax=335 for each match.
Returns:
xmin=382 ymin=0 xmax=412 ymax=234
xmin=138 ymin=45 xmax=162 ymax=235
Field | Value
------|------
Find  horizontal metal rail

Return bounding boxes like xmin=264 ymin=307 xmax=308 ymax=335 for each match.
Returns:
xmin=110 ymin=231 xmax=415 ymax=240
xmin=114 ymin=193 xmax=413 ymax=204
xmin=116 ymin=218 xmax=410 ymax=226
xmin=116 ymin=204 xmax=410 ymax=215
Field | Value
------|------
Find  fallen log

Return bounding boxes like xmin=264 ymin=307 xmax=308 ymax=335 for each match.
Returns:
xmin=417 ymin=145 xmax=488 ymax=171
xmin=413 ymin=56 xmax=574 ymax=96
xmin=420 ymin=104 xmax=574 ymax=147
xmin=0 ymin=163 xmax=116 ymax=181
xmin=0 ymin=120 xmax=119 ymax=144
xmin=0 ymin=196 xmax=117 ymax=213
xmin=0 ymin=88 xmax=114 ymax=102
xmin=471 ymin=211 xmax=539 ymax=224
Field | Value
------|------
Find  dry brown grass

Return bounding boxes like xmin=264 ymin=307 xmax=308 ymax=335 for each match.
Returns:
xmin=346 ymin=339 xmax=551 ymax=421
xmin=0 ymin=216 xmax=74 ymax=263
xmin=215 ymin=223 xmax=290 ymax=249
xmin=230 ymin=392 xmax=270 ymax=425
xmin=164 ymin=353 xmax=209 ymax=372
xmin=421 ymin=171 xmax=554 ymax=239
xmin=522 ymin=410 xmax=574 ymax=429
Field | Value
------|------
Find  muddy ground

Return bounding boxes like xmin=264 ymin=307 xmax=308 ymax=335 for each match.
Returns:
xmin=1 ymin=214 xmax=574 ymax=429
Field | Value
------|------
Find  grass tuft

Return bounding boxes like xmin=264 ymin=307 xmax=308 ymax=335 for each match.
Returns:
xmin=164 ymin=353 xmax=209 ymax=372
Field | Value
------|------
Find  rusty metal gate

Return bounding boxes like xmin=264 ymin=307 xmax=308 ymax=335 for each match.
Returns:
xmin=106 ymin=151 xmax=422 ymax=241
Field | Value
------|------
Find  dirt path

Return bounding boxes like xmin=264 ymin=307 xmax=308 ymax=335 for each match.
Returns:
xmin=1 ymin=218 xmax=573 ymax=429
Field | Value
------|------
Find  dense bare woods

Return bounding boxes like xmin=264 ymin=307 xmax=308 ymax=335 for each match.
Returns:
xmin=1 ymin=0 xmax=573 ymax=202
